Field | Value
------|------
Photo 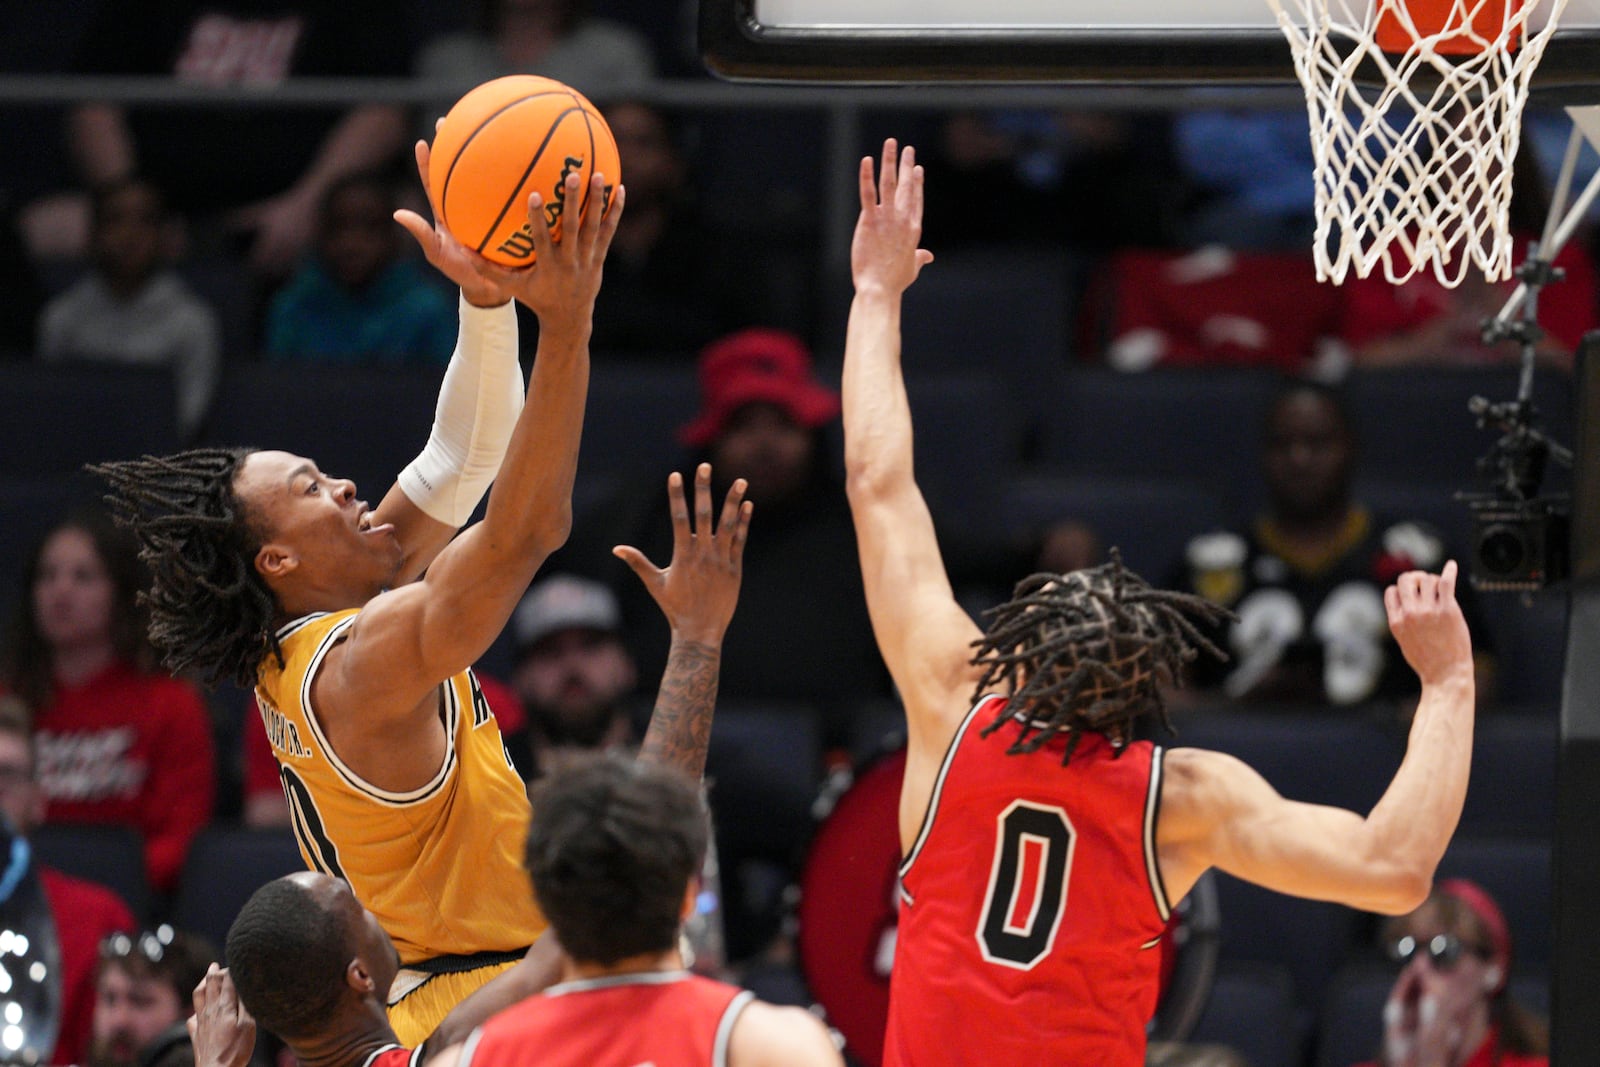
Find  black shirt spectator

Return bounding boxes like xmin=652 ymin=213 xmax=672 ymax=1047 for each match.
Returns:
xmin=1169 ymin=379 xmax=1493 ymax=707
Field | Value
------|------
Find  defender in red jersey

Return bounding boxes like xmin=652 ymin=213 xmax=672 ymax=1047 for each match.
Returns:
xmin=442 ymin=755 xmax=840 ymax=1067
xmin=842 ymin=140 xmax=1477 ymax=1067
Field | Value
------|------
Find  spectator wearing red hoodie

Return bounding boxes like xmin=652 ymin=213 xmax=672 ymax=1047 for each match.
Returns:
xmin=0 ymin=511 xmax=214 ymax=895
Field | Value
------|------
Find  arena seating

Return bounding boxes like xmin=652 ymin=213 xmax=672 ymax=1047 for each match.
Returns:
xmin=1313 ymin=963 xmax=1394 ymax=1067
xmin=997 ymin=473 xmax=1227 ymax=580
xmin=200 ymin=364 xmax=442 ymax=496
xmin=582 ymin=357 xmax=700 ymax=485
xmin=1344 ymin=366 xmax=1574 ymax=485
xmin=1464 ymin=715 xmax=1558 ymax=836
xmin=822 ymin=370 xmax=1022 ymax=533
xmin=1481 ymin=587 xmax=1570 ymax=708
xmin=896 ymin=244 xmax=1082 ymax=444
xmin=32 ymin=823 xmax=151 ymax=922
xmin=704 ymin=701 xmax=824 ymax=864
xmin=0 ymin=363 xmax=179 ymax=476
xmin=171 ymin=826 xmax=305 ymax=954
xmin=1035 ymin=367 xmax=1280 ymax=506
xmin=1437 ymin=835 xmax=1553 ymax=970
xmin=1169 ymin=710 xmax=1403 ymax=815
xmin=1209 ymin=872 xmax=1366 ymax=1032
xmin=1189 ymin=960 xmax=1303 ymax=1067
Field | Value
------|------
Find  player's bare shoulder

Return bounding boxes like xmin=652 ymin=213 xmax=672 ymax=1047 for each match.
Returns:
xmin=1154 ymin=745 xmax=1268 ymax=901
xmin=1157 ymin=747 xmax=1264 ymax=834
xmin=727 ymin=1000 xmax=843 ymax=1067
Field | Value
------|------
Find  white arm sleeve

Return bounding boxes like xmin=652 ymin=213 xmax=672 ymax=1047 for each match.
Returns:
xmin=397 ymin=295 xmax=524 ymax=526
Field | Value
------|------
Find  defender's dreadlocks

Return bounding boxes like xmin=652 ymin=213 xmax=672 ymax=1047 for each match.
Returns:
xmin=971 ymin=551 xmax=1232 ymax=764
xmin=89 ymin=448 xmax=281 ymax=689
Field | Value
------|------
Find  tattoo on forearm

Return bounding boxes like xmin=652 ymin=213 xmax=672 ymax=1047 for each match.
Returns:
xmin=640 ymin=639 xmax=721 ymax=780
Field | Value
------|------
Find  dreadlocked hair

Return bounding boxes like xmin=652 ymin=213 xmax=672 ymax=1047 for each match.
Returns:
xmin=970 ymin=550 xmax=1232 ymax=764
xmin=89 ymin=448 xmax=281 ymax=689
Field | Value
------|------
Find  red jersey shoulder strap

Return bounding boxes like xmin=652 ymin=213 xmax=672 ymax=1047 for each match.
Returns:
xmin=899 ymin=693 xmax=1007 ymax=884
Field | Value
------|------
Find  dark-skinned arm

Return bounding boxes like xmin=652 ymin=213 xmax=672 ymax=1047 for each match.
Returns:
xmin=420 ymin=934 xmax=564 ymax=1061
xmin=615 ymin=463 xmax=752 ymax=781
xmin=187 ymin=966 xmax=256 ymax=1067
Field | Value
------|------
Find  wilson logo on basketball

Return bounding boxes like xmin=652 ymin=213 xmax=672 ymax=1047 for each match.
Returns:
xmin=544 ymin=155 xmax=583 ymax=229
xmin=494 ymin=155 xmax=584 ymax=260
xmin=495 ymin=228 xmax=535 ymax=260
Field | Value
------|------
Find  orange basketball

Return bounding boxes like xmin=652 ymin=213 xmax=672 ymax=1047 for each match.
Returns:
xmin=427 ymin=75 xmax=621 ymax=267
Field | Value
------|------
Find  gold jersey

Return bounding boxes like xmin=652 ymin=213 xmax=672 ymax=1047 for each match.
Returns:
xmin=255 ymin=610 xmax=545 ymax=966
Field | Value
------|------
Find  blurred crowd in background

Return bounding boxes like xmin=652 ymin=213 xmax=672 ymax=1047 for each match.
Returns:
xmin=0 ymin=2 xmax=1586 ymax=1065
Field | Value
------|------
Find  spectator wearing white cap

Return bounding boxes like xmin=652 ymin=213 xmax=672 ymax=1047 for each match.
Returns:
xmin=511 ymin=574 xmax=645 ymax=779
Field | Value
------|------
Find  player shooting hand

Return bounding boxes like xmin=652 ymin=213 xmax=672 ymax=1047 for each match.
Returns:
xmin=852 ymin=138 xmax=934 ymax=296
xmin=187 ymin=964 xmax=256 ymax=1067
xmin=1384 ymin=560 xmax=1473 ymax=686
xmin=614 ymin=463 xmax=751 ymax=646
xmin=467 ymin=170 xmax=625 ymax=331
xmin=395 ymin=136 xmax=524 ymax=309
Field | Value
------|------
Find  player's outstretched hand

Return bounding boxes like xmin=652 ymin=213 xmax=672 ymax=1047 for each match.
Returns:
xmin=1384 ymin=560 xmax=1473 ymax=687
xmin=394 ymin=137 xmax=526 ymax=310
xmin=852 ymin=138 xmax=934 ymax=296
xmin=614 ymin=463 xmax=751 ymax=646
xmin=187 ymin=964 xmax=256 ymax=1067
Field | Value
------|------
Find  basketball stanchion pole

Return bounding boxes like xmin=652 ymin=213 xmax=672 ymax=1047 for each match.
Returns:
xmin=1491 ymin=113 xmax=1600 ymax=329
xmin=1554 ymin=330 xmax=1600 ymax=1064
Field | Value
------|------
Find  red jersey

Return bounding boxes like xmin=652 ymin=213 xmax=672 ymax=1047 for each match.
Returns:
xmin=460 ymin=971 xmax=753 ymax=1067
xmin=884 ymin=695 xmax=1170 ymax=1067
xmin=361 ymin=1046 xmax=423 ymax=1067
xmin=41 ymin=866 xmax=135 ymax=1065
xmin=31 ymin=661 xmax=215 ymax=893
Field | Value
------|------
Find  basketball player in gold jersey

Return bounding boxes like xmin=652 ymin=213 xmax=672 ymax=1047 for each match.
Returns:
xmin=93 ymin=148 xmax=634 ymax=1046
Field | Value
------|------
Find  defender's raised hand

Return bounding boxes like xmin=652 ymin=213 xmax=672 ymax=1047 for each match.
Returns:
xmin=614 ymin=463 xmax=751 ymax=646
xmin=623 ymin=463 xmax=753 ymax=780
xmin=852 ymin=138 xmax=934 ymax=296
xmin=1385 ymin=560 xmax=1473 ymax=686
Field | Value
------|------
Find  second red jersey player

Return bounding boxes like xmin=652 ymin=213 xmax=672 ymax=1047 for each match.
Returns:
xmin=887 ymin=695 xmax=1168 ymax=1066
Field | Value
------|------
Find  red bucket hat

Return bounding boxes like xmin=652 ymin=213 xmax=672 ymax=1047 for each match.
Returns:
xmin=678 ymin=328 xmax=840 ymax=448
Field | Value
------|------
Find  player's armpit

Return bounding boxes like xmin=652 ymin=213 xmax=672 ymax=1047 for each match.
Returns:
xmin=371 ymin=481 xmax=458 ymax=586
xmin=1156 ymin=747 xmax=1432 ymax=916
xmin=727 ymin=1002 xmax=844 ymax=1067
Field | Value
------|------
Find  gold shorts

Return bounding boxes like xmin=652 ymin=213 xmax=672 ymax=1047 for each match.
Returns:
xmin=387 ymin=958 xmax=520 ymax=1048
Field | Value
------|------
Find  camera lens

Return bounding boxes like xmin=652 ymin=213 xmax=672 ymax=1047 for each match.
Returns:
xmin=1478 ymin=524 xmax=1527 ymax=576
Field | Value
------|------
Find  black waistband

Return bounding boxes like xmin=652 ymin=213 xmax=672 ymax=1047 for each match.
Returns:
xmin=406 ymin=947 xmax=528 ymax=977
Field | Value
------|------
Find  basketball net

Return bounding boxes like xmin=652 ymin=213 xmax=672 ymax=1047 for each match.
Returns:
xmin=1264 ymin=0 xmax=1570 ymax=286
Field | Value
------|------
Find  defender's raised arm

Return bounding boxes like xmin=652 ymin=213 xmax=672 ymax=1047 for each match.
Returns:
xmin=840 ymin=140 xmax=983 ymax=844
xmin=1159 ymin=561 xmax=1476 ymax=914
